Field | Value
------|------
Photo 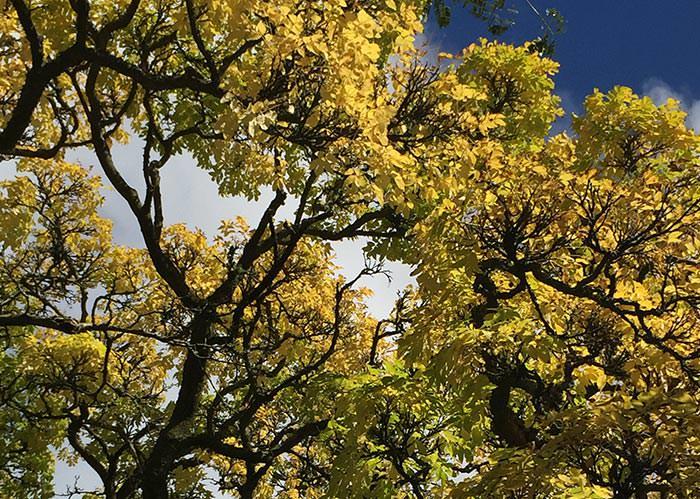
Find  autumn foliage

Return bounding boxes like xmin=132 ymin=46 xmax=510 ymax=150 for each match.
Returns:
xmin=1 ymin=0 xmax=699 ymax=498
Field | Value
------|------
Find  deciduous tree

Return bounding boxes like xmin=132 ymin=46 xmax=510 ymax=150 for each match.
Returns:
xmin=1 ymin=1 xmax=698 ymax=498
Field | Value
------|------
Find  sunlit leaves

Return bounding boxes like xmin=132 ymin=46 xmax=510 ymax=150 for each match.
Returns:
xmin=400 ymin=85 xmax=700 ymax=497
xmin=2 ymin=0 xmax=700 ymax=497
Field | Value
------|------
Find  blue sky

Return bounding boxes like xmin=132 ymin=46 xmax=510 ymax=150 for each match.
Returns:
xmin=425 ymin=1 xmax=700 ymax=120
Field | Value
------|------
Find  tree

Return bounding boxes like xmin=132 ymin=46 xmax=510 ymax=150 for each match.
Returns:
xmin=0 ymin=2 xmax=698 ymax=499
xmin=390 ymin=84 xmax=700 ymax=498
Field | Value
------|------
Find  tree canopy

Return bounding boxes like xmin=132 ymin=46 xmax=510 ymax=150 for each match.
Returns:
xmin=1 ymin=0 xmax=699 ymax=498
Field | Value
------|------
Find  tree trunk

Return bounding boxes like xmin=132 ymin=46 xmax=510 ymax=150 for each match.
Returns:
xmin=141 ymin=472 xmax=170 ymax=499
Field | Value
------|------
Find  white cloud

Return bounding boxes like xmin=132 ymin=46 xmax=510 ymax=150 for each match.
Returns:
xmin=54 ymin=457 xmax=101 ymax=496
xmin=414 ymin=31 xmax=445 ymax=66
xmin=642 ymin=78 xmax=682 ymax=105
xmin=687 ymin=100 xmax=700 ymax=132
xmin=642 ymin=78 xmax=700 ymax=132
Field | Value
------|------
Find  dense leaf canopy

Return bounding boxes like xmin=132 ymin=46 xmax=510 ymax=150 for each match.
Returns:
xmin=1 ymin=0 xmax=699 ymax=498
